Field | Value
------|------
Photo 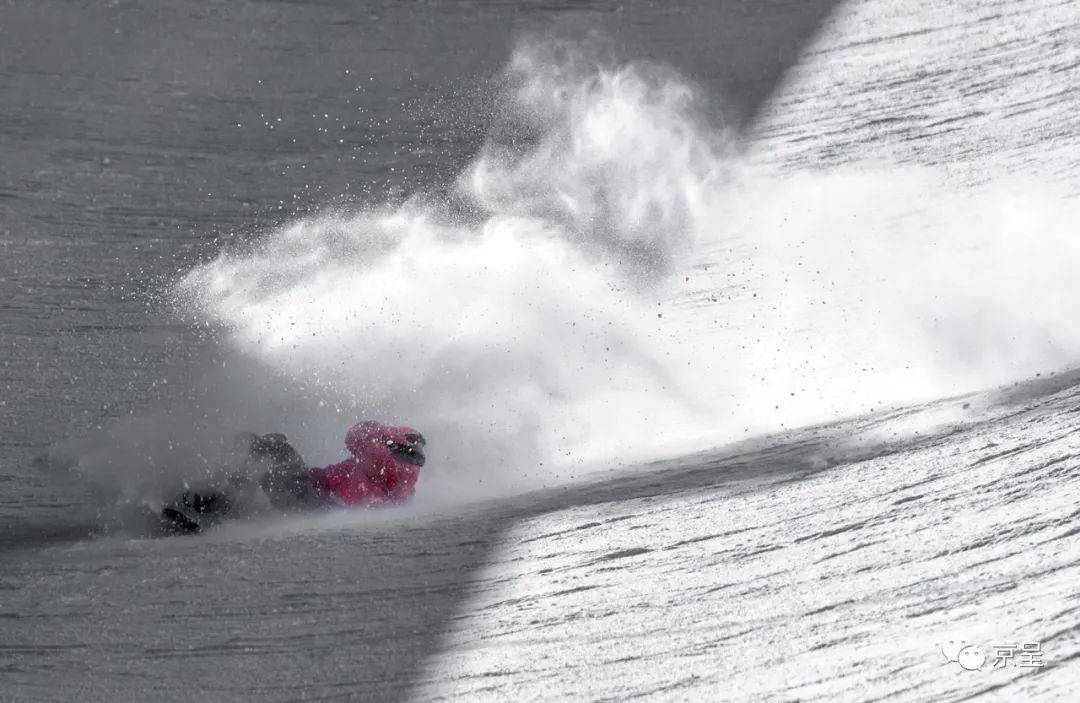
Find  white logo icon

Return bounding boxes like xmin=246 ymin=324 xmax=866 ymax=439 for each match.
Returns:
xmin=957 ymin=645 xmax=986 ymax=671
xmin=941 ymin=638 xmax=985 ymax=670
xmin=941 ymin=638 xmax=967 ymax=665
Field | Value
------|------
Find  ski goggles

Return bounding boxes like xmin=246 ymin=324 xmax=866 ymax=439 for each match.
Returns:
xmin=387 ymin=433 xmax=426 ymax=466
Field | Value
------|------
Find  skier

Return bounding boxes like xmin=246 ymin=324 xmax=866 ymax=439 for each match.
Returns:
xmin=160 ymin=421 xmax=426 ymax=533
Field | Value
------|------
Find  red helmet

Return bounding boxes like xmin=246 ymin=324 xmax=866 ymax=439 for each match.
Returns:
xmin=345 ymin=421 xmax=426 ymax=467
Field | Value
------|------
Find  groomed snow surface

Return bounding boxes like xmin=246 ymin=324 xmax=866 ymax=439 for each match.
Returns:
xmin=4 ymin=373 xmax=1078 ymax=701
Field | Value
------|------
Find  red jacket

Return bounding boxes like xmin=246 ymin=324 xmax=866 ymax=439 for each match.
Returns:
xmin=308 ymin=421 xmax=426 ymax=507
